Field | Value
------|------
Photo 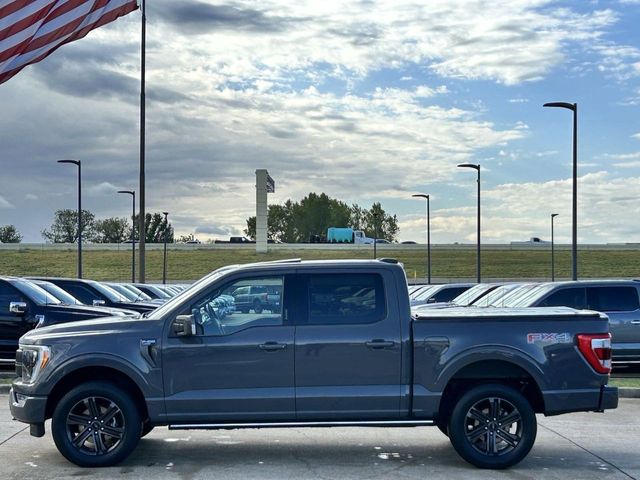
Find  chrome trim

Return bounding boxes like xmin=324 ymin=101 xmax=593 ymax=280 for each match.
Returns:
xmin=169 ymin=420 xmax=435 ymax=430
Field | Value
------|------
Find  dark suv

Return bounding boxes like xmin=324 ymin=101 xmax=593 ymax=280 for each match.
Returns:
xmin=505 ymin=280 xmax=640 ymax=366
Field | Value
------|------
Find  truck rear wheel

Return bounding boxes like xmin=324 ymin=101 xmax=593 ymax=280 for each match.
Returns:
xmin=51 ymin=381 xmax=141 ymax=467
xmin=447 ymin=384 xmax=536 ymax=469
xmin=253 ymin=299 xmax=263 ymax=314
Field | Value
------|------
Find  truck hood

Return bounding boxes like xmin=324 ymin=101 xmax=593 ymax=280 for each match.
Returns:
xmin=44 ymin=304 xmax=137 ymax=317
xmin=20 ymin=315 xmax=157 ymax=345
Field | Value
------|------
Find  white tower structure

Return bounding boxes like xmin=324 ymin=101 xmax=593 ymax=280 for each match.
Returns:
xmin=255 ymin=169 xmax=275 ymax=253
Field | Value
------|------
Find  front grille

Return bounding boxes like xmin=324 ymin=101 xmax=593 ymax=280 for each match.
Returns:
xmin=15 ymin=349 xmax=22 ymax=378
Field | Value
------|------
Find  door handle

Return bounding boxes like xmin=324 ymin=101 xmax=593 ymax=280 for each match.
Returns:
xmin=365 ymin=340 xmax=395 ymax=349
xmin=259 ymin=342 xmax=287 ymax=351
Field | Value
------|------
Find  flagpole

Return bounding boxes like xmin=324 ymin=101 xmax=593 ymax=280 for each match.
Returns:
xmin=139 ymin=0 xmax=146 ymax=283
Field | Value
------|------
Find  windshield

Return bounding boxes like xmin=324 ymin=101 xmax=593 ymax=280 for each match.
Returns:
xmin=108 ymin=284 xmax=138 ymax=301
xmin=413 ymin=286 xmax=439 ymax=301
xmin=147 ymin=267 xmax=232 ymax=319
xmin=89 ymin=281 xmax=129 ymax=302
xmin=12 ymin=279 xmax=61 ymax=305
xmin=507 ymin=283 xmax=555 ymax=307
xmin=473 ymin=284 xmax=522 ymax=307
xmin=494 ymin=283 xmax=543 ymax=307
xmin=121 ymin=284 xmax=153 ymax=301
xmin=143 ymin=285 xmax=172 ymax=299
xmin=452 ymin=284 xmax=495 ymax=306
xmin=35 ymin=281 xmax=81 ymax=305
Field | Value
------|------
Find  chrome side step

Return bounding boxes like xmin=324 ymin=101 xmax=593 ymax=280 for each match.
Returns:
xmin=169 ymin=420 xmax=434 ymax=430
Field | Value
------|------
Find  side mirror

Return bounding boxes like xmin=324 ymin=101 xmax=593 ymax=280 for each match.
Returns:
xmin=173 ymin=314 xmax=196 ymax=337
xmin=9 ymin=301 xmax=27 ymax=315
xmin=93 ymin=299 xmax=106 ymax=306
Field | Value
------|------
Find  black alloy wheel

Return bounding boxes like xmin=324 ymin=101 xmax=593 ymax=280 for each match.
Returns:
xmin=448 ymin=384 xmax=536 ymax=469
xmin=52 ymin=381 xmax=141 ymax=467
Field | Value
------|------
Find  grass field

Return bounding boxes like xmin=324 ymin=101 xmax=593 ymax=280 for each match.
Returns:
xmin=0 ymin=246 xmax=639 ymax=281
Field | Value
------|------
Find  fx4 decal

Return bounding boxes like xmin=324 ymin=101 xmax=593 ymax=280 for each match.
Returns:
xmin=527 ymin=332 xmax=572 ymax=344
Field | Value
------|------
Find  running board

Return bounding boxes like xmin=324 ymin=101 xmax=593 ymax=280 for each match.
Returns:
xmin=169 ymin=420 xmax=434 ymax=430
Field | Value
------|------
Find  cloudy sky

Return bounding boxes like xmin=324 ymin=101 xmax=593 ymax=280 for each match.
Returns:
xmin=1 ymin=0 xmax=640 ymax=244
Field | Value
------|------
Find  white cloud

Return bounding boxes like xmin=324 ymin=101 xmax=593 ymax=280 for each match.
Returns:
xmin=632 ymin=133 xmax=640 ymax=140
xmin=508 ymin=98 xmax=529 ymax=103
xmin=0 ymin=196 xmax=14 ymax=209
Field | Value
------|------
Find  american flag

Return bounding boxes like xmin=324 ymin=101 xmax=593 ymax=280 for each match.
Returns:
xmin=0 ymin=0 xmax=138 ymax=85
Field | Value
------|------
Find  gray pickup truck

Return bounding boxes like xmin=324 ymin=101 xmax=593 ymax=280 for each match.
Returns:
xmin=9 ymin=259 xmax=617 ymax=469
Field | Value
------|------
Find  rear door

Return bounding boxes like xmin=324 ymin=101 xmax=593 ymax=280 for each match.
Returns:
xmin=293 ymin=269 xmax=403 ymax=420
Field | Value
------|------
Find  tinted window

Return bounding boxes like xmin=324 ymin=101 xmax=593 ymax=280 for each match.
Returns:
xmin=538 ymin=287 xmax=586 ymax=309
xmin=61 ymin=284 xmax=100 ymax=304
xmin=189 ymin=276 xmax=284 ymax=336
xmin=0 ymin=281 xmax=25 ymax=315
xmin=307 ymin=274 xmax=385 ymax=325
xmin=588 ymin=286 xmax=640 ymax=312
xmin=35 ymin=281 xmax=82 ymax=305
xmin=432 ymin=287 xmax=469 ymax=303
xmin=12 ymin=280 xmax=60 ymax=305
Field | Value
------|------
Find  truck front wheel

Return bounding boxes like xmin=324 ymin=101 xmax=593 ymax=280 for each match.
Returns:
xmin=51 ymin=381 xmax=141 ymax=467
xmin=447 ymin=384 xmax=536 ymax=469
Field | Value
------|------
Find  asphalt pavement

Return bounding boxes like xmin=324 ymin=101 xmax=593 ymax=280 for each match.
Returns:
xmin=1 ymin=395 xmax=638 ymax=480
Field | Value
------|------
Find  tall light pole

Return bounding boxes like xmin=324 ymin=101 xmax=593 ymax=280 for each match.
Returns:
xmin=139 ymin=0 xmax=147 ymax=283
xmin=57 ymin=159 xmax=82 ymax=278
xmin=162 ymin=211 xmax=169 ymax=284
xmin=373 ymin=212 xmax=378 ymax=259
xmin=457 ymin=163 xmax=481 ymax=283
xmin=551 ymin=213 xmax=559 ymax=281
xmin=118 ymin=190 xmax=135 ymax=283
xmin=412 ymin=194 xmax=431 ymax=283
xmin=544 ymin=101 xmax=578 ymax=280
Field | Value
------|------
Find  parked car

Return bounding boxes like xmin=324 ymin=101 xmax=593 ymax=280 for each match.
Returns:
xmin=412 ymin=283 xmax=502 ymax=312
xmin=501 ymin=280 xmax=640 ymax=367
xmin=0 ymin=277 xmax=131 ymax=367
xmin=31 ymin=280 xmax=138 ymax=317
xmin=470 ymin=283 xmax=525 ymax=307
xmin=10 ymin=260 xmax=617 ymax=469
xmin=105 ymin=283 xmax=164 ymax=305
xmin=28 ymin=278 xmax=158 ymax=314
xmin=132 ymin=283 xmax=173 ymax=300
xmin=410 ymin=283 xmax=475 ymax=307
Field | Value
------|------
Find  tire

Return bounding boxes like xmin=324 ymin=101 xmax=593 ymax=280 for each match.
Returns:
xmin=447 ymin=384 xmax=536 ymax=469
xmin=51 ymin=381 xmax=141 ymax=467
xmin=253 ymin=299 xmax=263 ymax=314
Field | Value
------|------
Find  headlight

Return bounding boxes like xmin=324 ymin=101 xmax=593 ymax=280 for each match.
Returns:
xmin=20 ymin=345 xmax=51 ymax=384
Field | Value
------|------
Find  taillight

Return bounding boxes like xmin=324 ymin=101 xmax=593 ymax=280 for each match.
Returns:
xmin=577 ymin=333 xmax=612 ymax=374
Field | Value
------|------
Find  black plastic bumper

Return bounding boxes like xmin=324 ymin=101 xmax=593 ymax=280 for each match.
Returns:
xmin=598 ymin=385 xmax=618 ymax=411
xmin=8 ymin=388 xmax=48 ymax=435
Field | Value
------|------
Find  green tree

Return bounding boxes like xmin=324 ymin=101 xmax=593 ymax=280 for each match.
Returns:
xmin=41 ymin=209 xmax=96 ymax=243
xmin=0 ymin=225 xmax=22 ymax=243
xmin=92 ymin=217 xmax=131 ymax=243
xmin=133 ymin=212 xmax=174 ymax=243
xmin=245 ymin=193 xmax=399 ymax=242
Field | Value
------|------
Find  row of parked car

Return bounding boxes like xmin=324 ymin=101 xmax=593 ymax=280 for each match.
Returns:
xmin=409 ymin=279 xmax=640 ymax=368
xmin=0 ymin=276 xmax=190 ymax=367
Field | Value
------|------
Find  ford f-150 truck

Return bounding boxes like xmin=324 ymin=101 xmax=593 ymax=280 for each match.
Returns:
xmin=9 ymin=259 xmax=618 ymax=469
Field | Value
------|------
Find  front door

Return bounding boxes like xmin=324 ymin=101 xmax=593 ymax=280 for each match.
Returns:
xmin=0 ymin=281 xmax=31 ymax=364
xmin=294 ymin=270 xmax=403 ymax=420
xmin=162 ymin=274 xmax=295 ymax=423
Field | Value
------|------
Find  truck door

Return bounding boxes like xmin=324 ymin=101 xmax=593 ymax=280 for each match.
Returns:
xmin=293 ymin=270 xmax=403 ymax=420
xmin=162 ymin=274 xmax=295 ymax=423
xmin=0 ymin=281 xmax=32 ymax=365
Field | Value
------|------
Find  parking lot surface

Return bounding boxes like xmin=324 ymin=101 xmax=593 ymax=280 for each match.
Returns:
xmin=1 ymin=395 xmax=638 ymax=480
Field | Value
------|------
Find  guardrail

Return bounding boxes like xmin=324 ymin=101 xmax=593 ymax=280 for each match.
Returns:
xmin=2 ymin=243 xmax=640 ymax=251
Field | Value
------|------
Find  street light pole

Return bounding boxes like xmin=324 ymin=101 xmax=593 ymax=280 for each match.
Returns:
xmin=551 ymin=213 xmax=559 ymax=281
xmin=373 ymin=213 xmax=378 ymax=259
xmin=544 ymin=101 xmax=578 ymax=280
xmin=118 ymin=190 xmax=136 ymax=283
xmin=412 ymin=194 xmax=431 ymax=283
xmin=457 ymin=163 xmax=481 ymax=283
xmin=57 ymin=159 xmax=82 ymax=278
xmin=162 ymin=211 xmax=169 ymax=284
